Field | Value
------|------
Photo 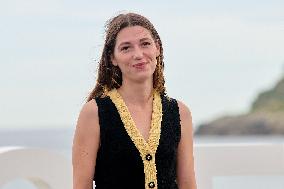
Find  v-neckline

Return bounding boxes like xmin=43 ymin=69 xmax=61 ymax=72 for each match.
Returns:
xmin=107 ymin=88 xmax=162 ymax=152
xmin=118 ymin=90 xmax=153 ymax=143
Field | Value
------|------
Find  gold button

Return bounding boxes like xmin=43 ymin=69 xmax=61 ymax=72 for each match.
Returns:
xmin=148 ymin=181 xmax=155 ymax=188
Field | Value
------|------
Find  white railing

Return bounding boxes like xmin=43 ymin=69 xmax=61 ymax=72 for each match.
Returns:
xmin=0 ymin=146 xmax=72 ymax=189
xmin=0 ymin=143 xmax=283 ymax=189
xmin=194 ymin=143 xmax=284 ymax=188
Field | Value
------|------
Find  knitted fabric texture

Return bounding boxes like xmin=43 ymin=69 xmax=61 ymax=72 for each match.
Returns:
xmin=94 ymin=92 xmax=181 ymax=189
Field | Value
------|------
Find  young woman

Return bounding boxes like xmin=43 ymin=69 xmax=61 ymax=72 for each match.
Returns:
xmin=72 ymin=12 xmax=197 ymax=189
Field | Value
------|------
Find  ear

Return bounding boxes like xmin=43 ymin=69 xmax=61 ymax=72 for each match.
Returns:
xmin=110 ymin=54 xmax=118 ymax=66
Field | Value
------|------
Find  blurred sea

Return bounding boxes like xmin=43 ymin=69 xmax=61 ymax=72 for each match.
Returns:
xmin=1 ymin=128 xmax=284 ymax=189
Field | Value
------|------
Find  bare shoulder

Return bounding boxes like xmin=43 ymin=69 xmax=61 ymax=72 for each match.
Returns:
xmin=73 ymin=98 xmax=100 ymax=160
xmin=176 ymin=100 xmax=192 ymax=123
xmin=79 ymin=99 xmax=98 ymax=119
xmin=75 ymin=99 xmax=99 ymax=136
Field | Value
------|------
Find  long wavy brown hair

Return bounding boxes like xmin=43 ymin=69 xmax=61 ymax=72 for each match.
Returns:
xmin=86 ymin=12 xmax=166 ymax=102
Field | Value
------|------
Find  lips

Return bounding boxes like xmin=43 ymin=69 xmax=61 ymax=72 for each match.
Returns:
xmin=133 ymin=62 xmax=147 ymax=68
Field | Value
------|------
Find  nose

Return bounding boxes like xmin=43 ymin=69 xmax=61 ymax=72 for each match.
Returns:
xmin=133 ymin=46 xmax=143 ymax=60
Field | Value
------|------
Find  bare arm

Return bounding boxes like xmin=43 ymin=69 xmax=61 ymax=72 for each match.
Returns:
xmin=72 ymin=99 xmax=100 ymax=189
xmin=176 ymin=101 xmax=197 ymax=189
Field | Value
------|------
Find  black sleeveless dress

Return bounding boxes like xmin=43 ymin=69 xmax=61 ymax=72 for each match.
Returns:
xmin=94 ymin=94 xmax=181 ymax=189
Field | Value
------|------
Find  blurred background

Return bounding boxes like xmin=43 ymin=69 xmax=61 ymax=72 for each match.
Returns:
xmin=0 ymin=0 xmax=283 ymax=188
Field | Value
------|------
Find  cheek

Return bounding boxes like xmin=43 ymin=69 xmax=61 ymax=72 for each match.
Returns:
xmin=116 ymin=56 xmax=131 ymax=67
xmin=145 ymin=50 xmax=157 ymax=62
xmin=117 ymin=60 xmax=132 ymax=73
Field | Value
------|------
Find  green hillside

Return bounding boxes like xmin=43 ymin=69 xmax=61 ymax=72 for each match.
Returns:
xmin=195 ymin=75 xmax=284 ymax=135
xmin=251 ymin=77 xmax=284 ymax=113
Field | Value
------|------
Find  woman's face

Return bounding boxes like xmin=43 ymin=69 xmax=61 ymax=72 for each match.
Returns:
xmin=111 ymin=26 xmax=160 ymax=84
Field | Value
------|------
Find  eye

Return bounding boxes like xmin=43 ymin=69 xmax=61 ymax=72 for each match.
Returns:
xmin=142 ymin=41 xmax=151 ymax=46
xmin=120 ymin=46 xmax=130 ymax=51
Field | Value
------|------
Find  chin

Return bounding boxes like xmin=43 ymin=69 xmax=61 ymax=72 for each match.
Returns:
xmin=132 ymin=73 xmax=153 ymax=83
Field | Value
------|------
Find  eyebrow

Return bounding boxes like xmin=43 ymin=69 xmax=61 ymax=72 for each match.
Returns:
xmin=117 ymin=37 xmax=152 ymax=48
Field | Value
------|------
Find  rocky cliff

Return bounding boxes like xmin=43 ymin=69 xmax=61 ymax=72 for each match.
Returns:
xmin=195 ymin=76 xmax=284 ymax=135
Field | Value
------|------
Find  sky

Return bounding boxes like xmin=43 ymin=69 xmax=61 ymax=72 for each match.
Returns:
xmin=0 ymin=0 xmax=283 ymax=130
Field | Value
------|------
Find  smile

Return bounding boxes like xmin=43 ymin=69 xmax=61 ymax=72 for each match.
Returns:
xmin=133 ymin=62 xmax=147 ymax=68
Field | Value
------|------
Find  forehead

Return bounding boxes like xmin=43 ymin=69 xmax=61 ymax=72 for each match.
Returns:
xmin=115 ymin=26 xmax=154 ymax=44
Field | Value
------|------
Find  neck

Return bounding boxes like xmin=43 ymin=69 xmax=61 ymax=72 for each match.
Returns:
xmin=117 ymin=79 xmax=154 ymax=107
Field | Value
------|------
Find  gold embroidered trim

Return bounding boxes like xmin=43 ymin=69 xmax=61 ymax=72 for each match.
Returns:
xmin=108 ymin=89 xmax=162 ymax=189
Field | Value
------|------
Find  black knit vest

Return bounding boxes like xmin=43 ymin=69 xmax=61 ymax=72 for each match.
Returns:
xmin=94 ymin=95 xmax=181 ymax=189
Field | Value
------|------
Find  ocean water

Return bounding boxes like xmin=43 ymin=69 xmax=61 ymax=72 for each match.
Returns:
xmin=1 ymin=129 xmax=284 ymax=189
